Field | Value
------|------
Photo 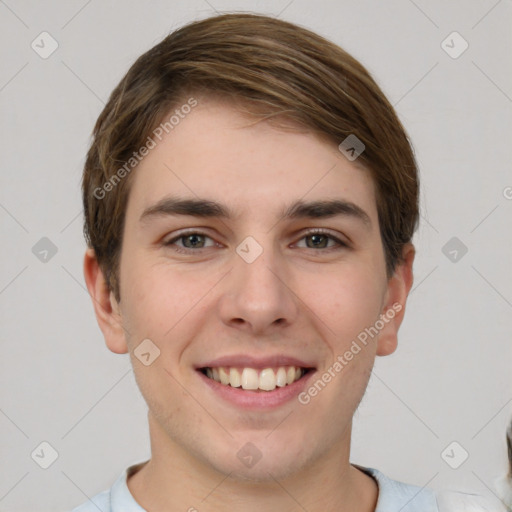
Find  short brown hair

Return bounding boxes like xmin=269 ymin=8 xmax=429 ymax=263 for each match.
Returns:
xmin=82 ymin=13 xmax=419 ymax=302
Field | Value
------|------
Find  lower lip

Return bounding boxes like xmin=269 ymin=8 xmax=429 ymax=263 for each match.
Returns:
xmin=197 ymin=370 xmax=316 ymax=409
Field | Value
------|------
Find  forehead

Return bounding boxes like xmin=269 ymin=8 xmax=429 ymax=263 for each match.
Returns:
xmin=125 ymin=99 xmax=378 ymax=223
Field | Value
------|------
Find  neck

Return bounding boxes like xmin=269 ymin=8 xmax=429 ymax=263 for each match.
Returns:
xmin=128 ymin=414 xmax=378 ymax=512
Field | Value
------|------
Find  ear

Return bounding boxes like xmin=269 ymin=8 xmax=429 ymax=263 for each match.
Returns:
xmin=83 ymin=248 xmax=128 ymax=354
xmin=376 ymin=243 xmax=415 ymax=357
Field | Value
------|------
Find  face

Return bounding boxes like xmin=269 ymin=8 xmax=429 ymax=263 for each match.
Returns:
xmin=86 ymin=97 xmax=414 ymax=482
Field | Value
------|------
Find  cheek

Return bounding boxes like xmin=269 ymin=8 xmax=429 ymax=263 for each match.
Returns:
xmin=121 ymin=257 xmax=211 ymax=338
xmin=303 ymin=266 xmax=384 ymax=340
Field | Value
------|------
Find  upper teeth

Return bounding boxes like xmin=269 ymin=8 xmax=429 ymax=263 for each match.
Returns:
xmin=204 ymin=366 xmax=304 ymax=391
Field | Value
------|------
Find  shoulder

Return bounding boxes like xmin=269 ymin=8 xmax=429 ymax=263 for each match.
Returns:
xmin=70 ymin=489 xmax=110 ymax=512
xmin=355 ymin=465 xmax=502 ymax=512
xmin=358 ymin=465 xmax=438 ymax=512
xmin=69 ymin=461 xmax=148 ymax=512
xmin=436 ymin=489 xmax=508 ymax=511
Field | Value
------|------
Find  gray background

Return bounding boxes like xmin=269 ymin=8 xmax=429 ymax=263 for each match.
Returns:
xmin=0 ymin=0 xmax=511 ymax=510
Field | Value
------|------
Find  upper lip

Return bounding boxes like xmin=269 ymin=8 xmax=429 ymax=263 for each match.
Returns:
xmin=196 ymin=354 xmax=316 ymax=370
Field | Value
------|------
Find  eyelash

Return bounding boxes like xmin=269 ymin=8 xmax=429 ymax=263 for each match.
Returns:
xmin=163 ymin=228 xmax=348 ymax=255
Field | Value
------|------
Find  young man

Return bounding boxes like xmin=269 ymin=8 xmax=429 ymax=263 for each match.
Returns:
xmin=74 ymin=13 xmax=496 ymax=512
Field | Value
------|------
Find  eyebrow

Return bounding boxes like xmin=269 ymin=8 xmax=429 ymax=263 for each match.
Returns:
xmin=139 ymin=196 xmax=372 ymax=229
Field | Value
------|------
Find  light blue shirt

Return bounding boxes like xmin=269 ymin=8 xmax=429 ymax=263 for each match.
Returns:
xmin=71 ymin=461 xmax=499 ymax=512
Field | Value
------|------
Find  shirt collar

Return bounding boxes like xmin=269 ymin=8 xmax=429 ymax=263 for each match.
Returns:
xmin=111 ymin=461 xmax=438 ymax=512
xmin=110 ymin=461 xmax=148 ymax=511
xmin=353 ymin=464 xmax=438 ymax=512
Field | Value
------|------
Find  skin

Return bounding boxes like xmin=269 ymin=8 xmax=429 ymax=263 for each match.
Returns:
xmin=84 ymin=96 xmax=415 ymax=512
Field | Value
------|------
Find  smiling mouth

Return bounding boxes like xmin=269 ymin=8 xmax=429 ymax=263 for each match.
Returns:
xmin=200 ymin=366 xmax=312 ymax=392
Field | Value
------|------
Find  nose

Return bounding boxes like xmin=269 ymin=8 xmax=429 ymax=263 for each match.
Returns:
xmin=218 ymin=240 xmax=299 ymax=335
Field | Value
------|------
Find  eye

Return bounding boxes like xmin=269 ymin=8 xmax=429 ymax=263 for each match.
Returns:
xmin=162 ymin=228 xmax=348 ymax=255
xmin=164 ymin=231 xmax=217 ymax=253
xmin=295 ymin=229 xmax=348 ymax=250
